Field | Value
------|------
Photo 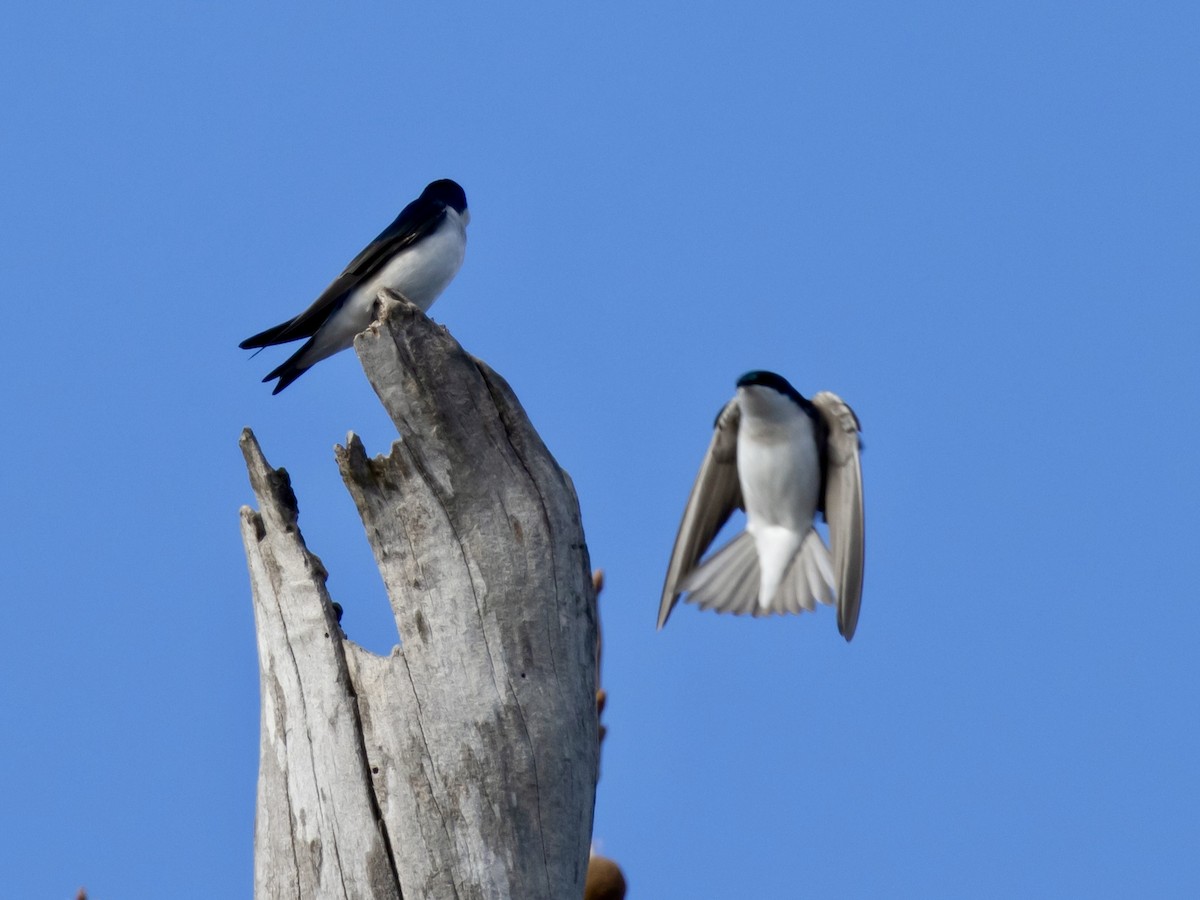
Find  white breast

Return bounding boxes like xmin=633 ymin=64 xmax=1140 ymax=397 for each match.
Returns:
xmin=737 ymin=401 xmax=821 ymax=531
xmin=360 ymin=208 xmax=468 ymax=311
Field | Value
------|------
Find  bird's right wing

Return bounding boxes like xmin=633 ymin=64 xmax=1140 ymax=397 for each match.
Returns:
xmin=812 ymin=391 xmax=865 ymax=641
xmin=657 ymin=399 xmax=742 ymax=629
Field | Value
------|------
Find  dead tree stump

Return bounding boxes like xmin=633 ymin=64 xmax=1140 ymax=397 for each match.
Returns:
xmin=238 ymin=291 xmax=599 ymax=899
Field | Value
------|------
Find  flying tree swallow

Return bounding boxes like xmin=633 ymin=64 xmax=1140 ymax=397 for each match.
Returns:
xmin=240 ymin=178 xmax=470 ymax=393
xmin=658 ymin=371 xmax=866 ymax=640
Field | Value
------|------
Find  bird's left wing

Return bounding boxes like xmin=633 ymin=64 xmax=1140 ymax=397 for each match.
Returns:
xmin=340 ymin=192 xmax=448 ymax=280
xmin=238 ymin=195 xmax=450 ymax=350
xmin=812 ymin=391 xmax=865 ymax=641
xmin=657 ymin=399 xmax=742 ymax=629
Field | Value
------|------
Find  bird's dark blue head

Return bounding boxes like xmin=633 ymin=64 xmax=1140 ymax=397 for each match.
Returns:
xmin=422 ymin=179 xmax=468 ymax=215
xmin=736 ymin=370 xmax=808 ymax=407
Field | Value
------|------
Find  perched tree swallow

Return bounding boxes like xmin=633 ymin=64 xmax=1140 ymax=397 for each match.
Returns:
xmin=658 ymin=371 xmax=866 ymax=640
xmin=240 ymin=178 xmax=470 ymax=393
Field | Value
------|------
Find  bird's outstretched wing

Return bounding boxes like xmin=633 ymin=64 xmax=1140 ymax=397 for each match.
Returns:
xmin=658 ymin=399 xmax=743 ymax=629
xmin=812 ymin=391 xmax=865 ymax=641
xmin=238 ymin=193 xmax=449 ymax=350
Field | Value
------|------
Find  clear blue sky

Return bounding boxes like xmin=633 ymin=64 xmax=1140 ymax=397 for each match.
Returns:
xmin=2 ymin=2 xmax=1197 ymax=897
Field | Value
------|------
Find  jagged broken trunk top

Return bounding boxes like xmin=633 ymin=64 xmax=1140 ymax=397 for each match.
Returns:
xmin=239 ymin=291 xmax=599 ymax=900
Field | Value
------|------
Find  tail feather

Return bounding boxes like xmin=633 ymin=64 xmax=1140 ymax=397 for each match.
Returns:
xmin=679 ymin=528 xmax=838 ymax=619
xmin=266 ymin=365 xmax=309 ymax=394
xmin=240 ymin=321 xmax=293 ymax=350
xmin=726 ymin=545 xmax=761 ymax=615
xmin=792 ymin=530 xmax=836 ymax=613
xmin=810 ymin=535 xmax=835 ymax=592
xmin=776 ymin=561 xmax=799 ymax=614
xmin=800 ymin=548 xmax=823 ymax=611
xmin=769 ymin=530 xmax=835 ymax=615
xmin=240 ymin=316 xmax=319 ymax=350
xmin=262 ymin=339 xmax=316 ymax=394
xmin=783 ymin=556 xmax=809 ymax=614
xmin=682 ymin=532 xmax=760 ymax=616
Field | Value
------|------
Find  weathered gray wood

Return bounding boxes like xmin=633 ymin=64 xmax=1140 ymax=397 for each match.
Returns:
xmin=239 ymin=291 xmax=598 ymax=900
xmin=239 ymin=433 xmax=400 ymax=900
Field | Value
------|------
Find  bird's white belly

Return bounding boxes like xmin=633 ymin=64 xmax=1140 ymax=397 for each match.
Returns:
xmin=360 ymin=218 xmax=467 ymax=311
xmin=738 ymin=414 xmax=822 ymax=608
xmin=738 ymin=424 xmax=820 ymax=532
